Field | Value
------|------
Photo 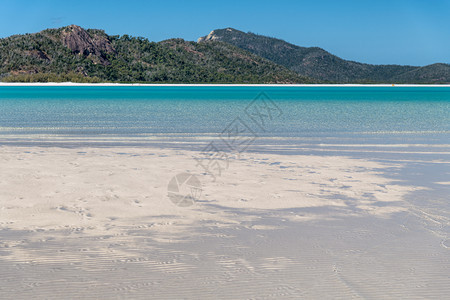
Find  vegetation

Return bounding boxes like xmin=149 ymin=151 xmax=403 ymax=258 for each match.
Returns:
xmin=198 ymin=28 xmax=450 ymax=84
xmin=0 ymin=25 xmax=309 ymax=84
xmin=2 ymin=72 xmax=103 ymax=83
xmin=2 ymin=25 xmax=447 ymax=84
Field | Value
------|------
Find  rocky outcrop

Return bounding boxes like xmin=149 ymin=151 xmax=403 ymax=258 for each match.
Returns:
xmin=61 ymin=25 xmax=115 ymax=65
xmin=197 ymin=28 xmax=234 ymax=43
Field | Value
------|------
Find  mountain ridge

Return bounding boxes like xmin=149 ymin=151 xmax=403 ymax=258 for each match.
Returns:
xmin=198 ymin=28 xmax=449 ymax=83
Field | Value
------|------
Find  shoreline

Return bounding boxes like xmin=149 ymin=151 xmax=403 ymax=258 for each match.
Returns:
xmin=1 ymin=82 xmax=450 ymax=87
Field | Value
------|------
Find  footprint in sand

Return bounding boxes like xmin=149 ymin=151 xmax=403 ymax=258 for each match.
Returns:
xmin=441 ymin=239 xmax=450 ymax=249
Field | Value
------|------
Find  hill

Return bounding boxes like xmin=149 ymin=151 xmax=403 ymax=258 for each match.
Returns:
xmin=198 ymin=28 xmax=450 ymax=83
xmin=0 ymin=25 xmax=309 ymax=84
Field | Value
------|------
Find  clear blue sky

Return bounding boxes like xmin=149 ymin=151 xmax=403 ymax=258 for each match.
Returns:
xmin=1 ymin=0 xmax=448 ymax=66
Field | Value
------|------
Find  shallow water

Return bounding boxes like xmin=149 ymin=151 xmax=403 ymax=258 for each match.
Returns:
xmin=0 ymin=86 xmax=449 ymax=148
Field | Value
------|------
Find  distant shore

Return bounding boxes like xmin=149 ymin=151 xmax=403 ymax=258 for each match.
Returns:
xmin=1 ymin=82 xmax=450 ymax=87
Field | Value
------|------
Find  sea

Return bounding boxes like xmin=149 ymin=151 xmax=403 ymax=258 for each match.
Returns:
xmin=0 ymin=86 xmax=449 ymax=160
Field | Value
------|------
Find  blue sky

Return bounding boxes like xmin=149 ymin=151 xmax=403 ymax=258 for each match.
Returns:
xmin=0 ymin=0 xmax=448 ymax=66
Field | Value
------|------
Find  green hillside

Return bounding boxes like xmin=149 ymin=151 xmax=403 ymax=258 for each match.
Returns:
xmin=0 ymin=25 xmax=309 ymax=84
xmin=198 ymin=28 xmax=450 ymax=83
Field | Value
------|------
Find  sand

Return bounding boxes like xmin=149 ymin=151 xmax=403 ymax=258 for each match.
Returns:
xmin=0 ymin=146 xmax=418 ymax=235
xmin=0 ymin=145 xmax=448 ymax=298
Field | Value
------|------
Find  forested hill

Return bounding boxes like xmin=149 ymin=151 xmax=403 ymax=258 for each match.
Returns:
xmin=0 ymin=25 xmax=309 ymax=83
xmin=198 ymin=28 xmax=450 ymax=84
xmin=1 ymin=25 xmax=448 ymax=84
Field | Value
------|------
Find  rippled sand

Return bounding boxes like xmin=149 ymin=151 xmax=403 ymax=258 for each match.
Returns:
xmin=0 ymin=146 xmax=448 ymax=298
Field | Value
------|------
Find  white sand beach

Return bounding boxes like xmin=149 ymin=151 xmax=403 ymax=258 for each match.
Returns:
xmin=0 ymin=146 xmax=414 ymax=235
xmin=0 ymin=146 xmax=448 ymax=298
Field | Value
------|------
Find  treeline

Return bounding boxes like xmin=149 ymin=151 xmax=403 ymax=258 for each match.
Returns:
xmin=2 ymin=72 xmax=102 ymax=83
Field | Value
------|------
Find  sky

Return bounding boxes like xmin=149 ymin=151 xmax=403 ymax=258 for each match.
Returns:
xmin=0 ymin=0 xmax=448 ymax=66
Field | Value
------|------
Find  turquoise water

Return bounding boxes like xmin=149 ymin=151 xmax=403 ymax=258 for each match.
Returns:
xmin=0 ymin=86 xmax=449 ymax=157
